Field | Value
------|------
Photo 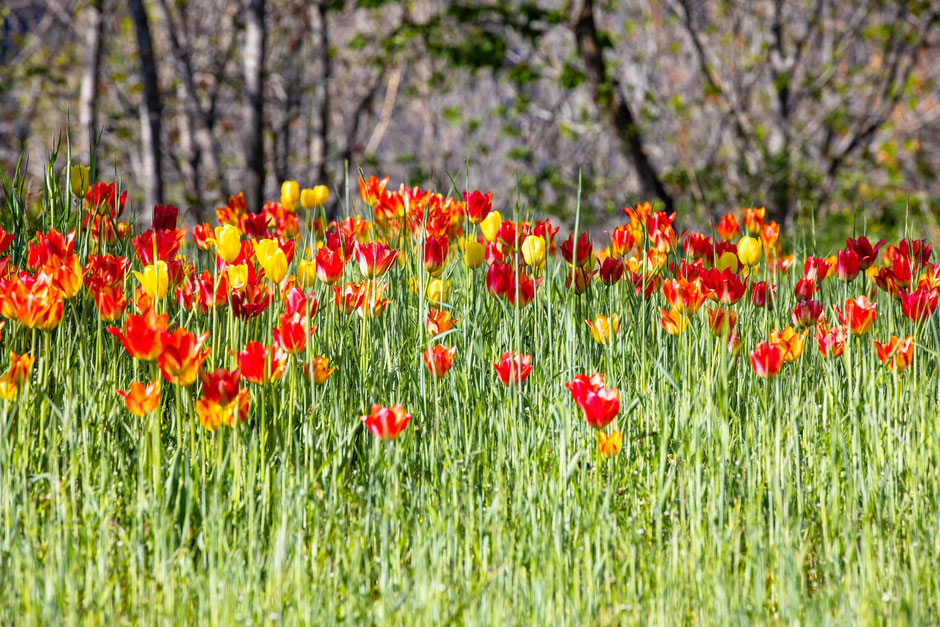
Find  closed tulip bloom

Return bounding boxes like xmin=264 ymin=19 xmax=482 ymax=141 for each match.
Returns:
xmin=426 ymin=308 xmax=458 ymax=336
xmin=900 ymin=288 xmax=938 ymax=323
xmin=521 ymin=235 xmax=546 ymax=267
xmin=716 ymin=250 xmax=740 ymax=274
xmin=791 ymin=300 xmax=824 ymax=328
xmin=598 ymin=430 xmax=623 ymax=458
xmin=480 ymin=211 xmax=502 ymax=242
xmin=115 ymin=380 xmax=160 ymax=417
xmin=209 ymin=225 xmax=242 ymax=264
xmin=308 ymin=356 xmax=335 ymax=384
xmin=423 ymin=344 xmax=457 ymax=379
xmin=0 ymin=352 xmax=36 ymax=401
xmin=663 ymin=278 xmax=706 ymax=314
xmin=834 ymin=295 xmax=877 ymax=335
xmin=560 ymin=232 xmax=594 ymax=267
xmin=816 ymin=324 xmax=848 ymax=358
xmin=750 ymin=342 xmax=783 ymax=378
xmin=565 ymin=372 xmax=620 ymax=430
xmin=254 ymin=238 xmax=289 ymax=284
xmin=157 ymin=328 xmax=210 ymax=387
xmin=743 ymin=207 xmax=765 ymax=234
xmin=423 ymin=236 xmax=448 ymax=276
xmin=355 ymin=242 xmax=399 ymax=278
xmin=598 ymin=257 xmax=624 ymax=285
xmin=845 ymin=236 xmax=886 ymax=270
xmin=300 ymin=185 xmax=329 ymax=209
xmin=660 ymin=307 xmax=688 ymax=335
xmin=297 ymin=259 xmax=318 ymax=288
xmin=508 ymin=273 xmax=540 ymax=308
xmin=107 ymin=308 xmax=169 ymax=361
xmin=315 ymin=247 xmax=344 ymax=284
xmin=227 ymin=263 xmax=249 ymax=290
xmin=281 ymin=180 xmax=300 ymax=210
xmin=463 ymin=239 xmax=485 ymax=269
xmin=835 ymin=249 xmax=861 ymax=281
xmin=751 ymin=281 xmax=776 ymax=309
xmin=770 ymin=327 xmax=809 ymax=363
xmin=274 ymin=312 xmax=310 ymax=354
xmin=361 ymin=403 xmax=412 ymax=441
xmin=737 ymin=236 xmax=762 ymax=267
xmin=93 ymin=285 xmax=126 ymax=322
xmin=492 ymin=351 xmax=532 ymax=386
xmin=873 ymin=336 xmax=914 ymax=373
xmin=706 ymin=307 xmax=737 ymax=337
xmin=196 ymin=368 xmax=249 ymax=431
xmin=69 ymin=163 xmax=90 ymax=197
xmin=464 ymin=190 xmax=493 ymax=224
xmin=134 ymin=261 xmax=169 ymax=300
xmin=427 ymin=278 xmax=450 ymax=304
xmin=585 ymin=314 xmax=620 ymax=345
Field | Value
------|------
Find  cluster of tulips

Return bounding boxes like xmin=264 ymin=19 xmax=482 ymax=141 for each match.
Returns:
xmin=0 ymin=168 xmax=935 ymax=460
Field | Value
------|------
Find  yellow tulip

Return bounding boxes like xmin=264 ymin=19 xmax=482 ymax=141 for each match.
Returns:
xmin=254 ymin=238 xmax=288 ymax=284
xmin=427 ymin=278 xmax=449 ymax=304
xmin=210 ymin=225 xmax=242 ymax=263
xmin=297 ymin=259 xmax=317 ymax=287
xmin=281 ymin=180 xmax=300 ymax=210
xmin=301 ymin=185 xmax=329 ymax=210
xmin=521 ymin=235 xmax=546 ymax=267
xmin=737 ymin=236 xmax=762 ymax=267
xmin=463 ymin=240 xmax=485 ymax=269
xmin=227 ymin=264 xmax=249 ymax=290
xmin=716 ymin=250 xmax=740 ymax=274
xmin=480 ymin=211 xmax=502 ymax=242
xmin=133 ymin=261 xmax=169 ymax=300
xmin=69 ymin=164 xmax=90 ymax=198
xmin=598 ymin=430 xmax=623 ymax=458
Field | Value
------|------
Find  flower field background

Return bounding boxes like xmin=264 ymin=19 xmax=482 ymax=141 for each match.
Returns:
xmin=1 ymin=149 xmax=940 ymax=624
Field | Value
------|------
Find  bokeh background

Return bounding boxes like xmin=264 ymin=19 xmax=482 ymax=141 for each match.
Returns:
xmin=1 ymin=0 xmax=938 ymax=239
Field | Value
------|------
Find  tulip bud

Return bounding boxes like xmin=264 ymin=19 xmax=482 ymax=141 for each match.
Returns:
xmin=480 ymin=211 xmax=502 ymax=242
xmin=281 ymin=180 xmax=300 ymax=210
xmin=463 ymin=240 xmax=485 ymax=269
xmin=737 ymin=236 xmax=762 ymax=267
xmin=301 ymin=185 xmax=329 ymax=210
xmin=521 ymin=235 xmax=546 ymax=267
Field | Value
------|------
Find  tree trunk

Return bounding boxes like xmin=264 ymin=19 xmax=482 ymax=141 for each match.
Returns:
xmin=79 ymin=0 xmax=104 ymax=157
xmin=572 ymin=0 xmax=674 ymax=213
xmin=243 ymin=0 xmax=266 ymax=213
xmin=129 ymin=0 xmax=164 ymax=208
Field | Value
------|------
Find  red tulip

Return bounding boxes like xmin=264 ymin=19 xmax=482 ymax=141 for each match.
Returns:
xmin=663 ymin=278 xmax=706 ymax=314
xmin=599 ymin=257 xmax=624 ymax=285
xmin=751 ymin=281 xmax=776 ymax=309
xmin=236 ymin=341 xmax=288 ymax=385
xmin=423 ymin=235 xmax=448 ymax=276
xmin=706 ymin=307 xmax=737 ymax=337
xmin=355 ymin=242 xmax=399 ymax=278
xmin=157 ymin=328 xmax=210 ymax=387
xmin=315 ymin=246 xmax=344 ymax=285
xmin=845 ymin=236 xmax=885 ymax=270
xmin=815 ymin=324 xmax=848 ymax=358
xmin=560 ymin=232 xmax=593 ymax=267
xmin=834 ymin=296 xmax=877 ymax=335
xmin=873 ymin=336 xmax=914 ymax=373
xmin=900 ymin=288 xmax=938 ymax=323
xmin=361 ymin=403 xmax=412 ymax=441
xmin=791 ymin=300 xmax=824 ymax=328
xmin=835 ymin=249 xmax=861 ymax=281
xmin=565 ymin=373 xmax=620 ymax=429
xmin=196 ymin=368 xmax=250 ymax=431
xmin=464 ymin=190 xmax=493 ymax=225
xmin=794 ymin=276 xmax=819 ymax=301
xmin=749 ymin=342 xmax=783 ymax=378
xmin=700 ymin=268 xmax=747 ymax=304
xmin=803 ymin=256 xmax=832 ymax=281
xmin=423 ymin=344 xmax=457 ymax=379
xmin=115 ymin=380 xmax=161 ymax=417
xmin=107 ymin=307 xmax=169 ymax=361
xmin=492 ymin=351 xmax=532 ymax=386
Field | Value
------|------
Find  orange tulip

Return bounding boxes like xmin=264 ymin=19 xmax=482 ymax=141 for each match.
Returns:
xmin=750 ymin=342 xmax=783 ymax=378
xmin=157 ymin=328 xmax=210 ymax=387
xmin=873 ymin=336 xmax=914 ymax=373
xmin=426 ymin=308 xmax=459 ymax=336
xmin=834 ymin=296 xmax=877 ymax=335
xmin=115 ymin=381 xmax=161 ymax=417
xmin=598 ymin=430 xmax=623 ymax=458
xmin=663 ymin=278 xmax=706 ymax=314
xmin=107 ymin=307 xmax=169 ymax=361
xmin=307 ymin=356 xmax=335 ymax=384
xmin=361 ymin=403 xmax=412 ymax=440
xmin=659 ymin=307 xmax=687 ymax=335
xmin=706 ymin=307 xmax=737 ymax=337
xmin=585 ymin=314 xmax=620 ymax=345
xmin=423 ymin=344 xmax=457 ymax=379
xmin=0 ymin=352 xmax=35 ymax=401
xmin=237 ymin=341 xmax=288 ymax=385
xmin=770 ymin=327 xmax=809 ymax=363
xmin=196 ymin=368 xmax=250 ymax=431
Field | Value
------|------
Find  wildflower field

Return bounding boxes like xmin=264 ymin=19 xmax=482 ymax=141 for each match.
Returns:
xmin=2 ymin=153 xmax=940 ymax=624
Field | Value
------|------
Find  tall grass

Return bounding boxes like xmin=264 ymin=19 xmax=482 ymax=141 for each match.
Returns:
xmin=0 ymin=150 xmax=938 ymax=625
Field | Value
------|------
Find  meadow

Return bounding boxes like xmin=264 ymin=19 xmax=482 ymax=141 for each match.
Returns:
xmin=1 ymin=151 xmax=939 ymax=625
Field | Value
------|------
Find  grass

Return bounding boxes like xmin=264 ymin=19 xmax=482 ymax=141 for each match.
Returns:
xmin=1 ymin=152 xmax=939 ymax=624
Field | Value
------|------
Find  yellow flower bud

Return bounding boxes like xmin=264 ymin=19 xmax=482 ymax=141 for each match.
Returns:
xmin=210 ymin=225 xmax=242 ymax=264
xmin=133 ymin=261 xmax=169 ymax=300
xmin=297 ymin=259 xmax=317 ymax=287
xmin=427 ymin=278 xmax=449 ymax=304
xmin=480 ymin=211 xmax=502 ymax=242
xmin=737 ymin=236 xmax=762 ymax=267
xmin=463 ymin=240 xmax=485 ymax=269
xmin=521 ymin=235 xmax=546 ymax=267
xmin=254 ymin=238 xmax=288 ymax=284
xmin=227 ymin=264 xmax=249 ymax=290
xmin=69 ymin=164 xmax=90 ymax=198
xmin=716 ymin=251 xmax=740 ymax=274
xmin=301 ymin=185 xmax=330 ymax=210
xmin=281 ymin=180 xmax=300 ymax=210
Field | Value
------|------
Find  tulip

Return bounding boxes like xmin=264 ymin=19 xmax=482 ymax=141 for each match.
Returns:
xmin=706 ymin=307 xmax=737 ymax=337
xmin=845 ymin=236 xmax=886 ymax=270
xmin=737 ymin=236 xmax=762 ymax=267
xmin=355 ymin=281 xmax=390 ymax=320
xmin=585 ymin=314 xmax=620 ymax=345
xmin=464 ymin=190 xmax=493 ymax=224
xmin=296 ymin=259 xmax=317 ymax=288
xmin=423 ymin=344 xmax=457 ymax=379
xmin=93 ymin=285 xmax=126 ymax=322
xmin=480 ymin=211 xmax=502 ymax=242
xmin=663 ymin=278 xmax=706 ymax=314
xmin=157 ymin=328 xmax=210 ymax=387
xmin=107 ymin=308 xmax=169 ymax=361
xmin=361 ymin=403 xmax=412 ymax=441
xmin=683 ymin=232 xmax=714 ymax=264
xmin=598 ymin=430 xmax=623 ymax=458
xmin=315 ymin=247 xmax=344 ymax=284
xmin=660 ymin=307 xmax=687 ymax=335
xmin=492 ymin=351 xmax=532 ymax=386
xmin=69 ymin=164 xmax=90 ymax=197
xmin=426 ymin=308 xmax=459 ymax=336
xmin=565 ymin=373 xmax=620 ymax=430
xmin=716 ymin=250 xmax=740 ymax=274
xmin=743 ymin=207 xmax=765 ymax=234
xmin=560 ymin=232 xmax=593 ymax=267
xmin=307 ymin=356 xmax=335 ymax=384
xmin=237 ymin=341 xmax=288 ymax=385
xmin=196 ymin=369 xmax=250 ymax=431
xmin=598 ymin=257 xmax=624 ymax=285
xmin=355 ymin=242 xmax=399 ymax=278
xmin=751 ymin=281 xmax=776 ymax=309
xmin=274 ymin=312 xmax=311 ymax=354
xmin=281 ymin=180 xmax=300 ymax=210
xmin=607 ymin=225 xmax=637 ymax=258
xmin=0 ymin=353 xmax=35 ymax=401
xmin=700 ymin=269 xmax=747 ymax=304
xmin=423 ymin=236 xmax=448 ymax=276
xmin=209 ymin=225 xmax=242 ymax=264
xmin=750 ymin=342 xmax=783 ymax=378
xmin=770 ymin=327 xmax=808 ymax=363
xmin=815 ymin=324 xmax=848 ymax=358
xmin=900 ymin=288 xmax=938 ymax=323
xmin=115 ymin=381 xmax=161 ymax=417
xmin=427 ymin=278 xmax=450 ymax=304
xmin=521 ymin=235 xmax=546 ymax=267
xmin=358 ymin=176 xmax=389 ymax=206
xmin=564 ymin=265 xmax=594 ymax=295
xmin=873 ymin=336 xmax=914 ymax=373
xmin=759 ymin=222 xmax=780 ymax=251
xmin=254 ymin=238 xmax=289 ymax=284
xmin=300 ymin=185 xmax=329 ymax=209
xmin=333 ymin=282 xmax=368 ymax=315
xmin=227 ymin=263 xmax=249 ymax=290
xmin=834 ymin=296 xmax=877 ymax=335
xmin=463 ymin=239 xmax=485 ymax=269
xmin=791 ymin=300 xmax=824 ymax=328
xmin=835 ymin=249 xmax=861 ymax=281
xmin=712 ymin=214 xmax=740 ymax=242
